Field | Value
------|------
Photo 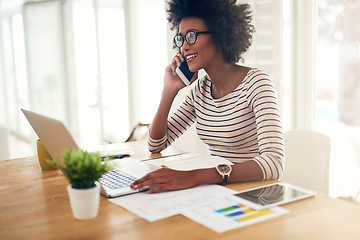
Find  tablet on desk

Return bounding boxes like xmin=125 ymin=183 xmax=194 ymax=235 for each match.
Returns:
xmin=227 ymin=182 xmax=316 ymax=210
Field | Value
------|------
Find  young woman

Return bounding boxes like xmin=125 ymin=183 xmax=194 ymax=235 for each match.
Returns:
xmin=131 ymin=0 xmax=284 ymax=193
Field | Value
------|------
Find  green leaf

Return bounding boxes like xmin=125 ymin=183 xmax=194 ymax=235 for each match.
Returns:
xmin=56 ymin=149 xmax=113 ymax=189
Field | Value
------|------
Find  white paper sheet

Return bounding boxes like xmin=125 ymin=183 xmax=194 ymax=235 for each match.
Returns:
xmin=109 ymin=184 xmax=237 ymax=222
xmin=182 ymin=199 xmax=289 ymax=233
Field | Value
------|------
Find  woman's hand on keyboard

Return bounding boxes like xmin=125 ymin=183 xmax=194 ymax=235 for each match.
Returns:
xmin=130 ymin=168 xmax=197 ymax=194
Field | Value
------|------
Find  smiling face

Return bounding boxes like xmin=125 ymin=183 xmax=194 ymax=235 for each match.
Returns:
xmin=178 ymin=17 xmax=222 ymax=72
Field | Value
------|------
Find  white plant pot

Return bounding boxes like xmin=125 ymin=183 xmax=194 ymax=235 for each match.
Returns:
xmin=67 ymin=182 xmax=101 ymax=220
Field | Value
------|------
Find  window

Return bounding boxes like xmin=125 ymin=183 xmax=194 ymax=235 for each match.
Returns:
xmin=0 ymin=0 xmax=168 ymax=158
xmin=245 ymin=0 xmax=360 ymax=199
xmin=244 ymin=0 xmax=291 ymax=129
xmin=23 ymin=1 xmax=67 ymax=122
xmin=315 ymin=0 xmax=360 ymax=198
xmin=1 ymin=8 xmax=32 ymax=158
xmin=70 ymin=0 xmax=130 ymax=146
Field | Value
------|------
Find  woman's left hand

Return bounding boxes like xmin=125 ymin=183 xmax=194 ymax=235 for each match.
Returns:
xmin=130 ymin=168 xmax=197 ymax=194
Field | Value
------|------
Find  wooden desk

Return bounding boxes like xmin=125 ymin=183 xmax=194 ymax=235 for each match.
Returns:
xmin=1 ymin=140 xmax=360 ymax=240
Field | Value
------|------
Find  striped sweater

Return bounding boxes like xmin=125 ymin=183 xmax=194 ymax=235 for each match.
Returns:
xmin=148 ymin=68 xmax=285 ymax=180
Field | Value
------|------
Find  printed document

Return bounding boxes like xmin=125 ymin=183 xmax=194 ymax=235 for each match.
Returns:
xmin=182 ymin=199 xmax=289 ymax=233
xmin=109 ymin=153 xmax=289 ymax=232
xmin=109 ymin=184 xmax=236 ymax=222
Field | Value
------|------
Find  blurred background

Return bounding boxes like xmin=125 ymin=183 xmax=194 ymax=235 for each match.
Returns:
xmin=0 ymin=0 xmax=359 ymax=200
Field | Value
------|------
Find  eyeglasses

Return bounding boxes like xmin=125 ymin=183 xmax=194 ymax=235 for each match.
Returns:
xmin=173 ymin=30 xmax=211 ymax=48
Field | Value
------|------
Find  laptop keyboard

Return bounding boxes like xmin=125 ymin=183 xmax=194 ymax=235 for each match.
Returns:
xmin=99 ymin=170 xmax=137 ymax=189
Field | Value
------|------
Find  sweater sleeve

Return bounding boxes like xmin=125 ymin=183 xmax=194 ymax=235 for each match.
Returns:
xmin=148 ymin=82 xmax=198 ymax=153
xmin=246 ymin=72 xmax=285 ymax=180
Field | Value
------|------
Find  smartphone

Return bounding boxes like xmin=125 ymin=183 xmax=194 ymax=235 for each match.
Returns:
xmin=176 ymin=60 xmax=194 ymax=86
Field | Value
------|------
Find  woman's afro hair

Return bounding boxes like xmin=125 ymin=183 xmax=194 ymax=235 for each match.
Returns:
xmin=166 ymin=0 xmax=255 ymax=63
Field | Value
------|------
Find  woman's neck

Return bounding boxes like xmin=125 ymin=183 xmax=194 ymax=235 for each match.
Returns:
xmin=205 ymin=61 xmax=248 ymax=99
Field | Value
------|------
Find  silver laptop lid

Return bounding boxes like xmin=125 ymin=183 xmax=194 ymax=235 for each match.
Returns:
xmin=22 ymin=109 xmax=78 ymax=164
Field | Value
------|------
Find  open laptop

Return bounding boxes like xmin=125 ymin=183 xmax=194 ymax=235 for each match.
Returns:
xmin=21 ymin=108 xmax=158 ymax=198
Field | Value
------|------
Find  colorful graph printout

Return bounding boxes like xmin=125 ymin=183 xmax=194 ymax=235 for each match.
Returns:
xmin=182 ymin=199 xmax=289 ymax=233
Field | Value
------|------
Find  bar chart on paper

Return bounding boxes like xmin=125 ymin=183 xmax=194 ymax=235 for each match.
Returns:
xmin=215 ymin=203 xmax=277 ymax=222
xmin=182 ymin=199 xmax=289 ymax=233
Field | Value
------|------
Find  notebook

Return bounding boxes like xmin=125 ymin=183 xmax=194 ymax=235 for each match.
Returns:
xmin=21 ymin=108 xmax=157 ymax=198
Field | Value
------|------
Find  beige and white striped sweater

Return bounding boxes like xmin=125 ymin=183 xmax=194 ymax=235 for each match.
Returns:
xmin=148 ymin=68 xmax=285 ymax=180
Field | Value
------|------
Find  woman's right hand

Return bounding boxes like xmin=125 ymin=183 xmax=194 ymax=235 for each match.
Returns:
xmin=163 ymin=53 xmax=198 ymax=94
xmin=149 ymin=54 xmax=198 ymax=140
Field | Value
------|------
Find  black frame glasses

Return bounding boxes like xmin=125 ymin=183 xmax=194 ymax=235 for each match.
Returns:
xmin=173 ymin=30 xmax=211 ymax=48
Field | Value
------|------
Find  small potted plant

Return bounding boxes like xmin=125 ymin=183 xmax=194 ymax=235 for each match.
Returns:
xmin=48 ymin=149 xmax=112 ymax=220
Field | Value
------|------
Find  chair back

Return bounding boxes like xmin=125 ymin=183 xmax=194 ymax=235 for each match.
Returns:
xmin=282 ymin=130 xmax=331 ymax=194
xmin=125 ymin=123 xmax=150 ymax=142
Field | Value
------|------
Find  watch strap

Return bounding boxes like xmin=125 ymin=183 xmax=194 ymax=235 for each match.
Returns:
xmin=222 ymin=175 xmax=228 ymax=185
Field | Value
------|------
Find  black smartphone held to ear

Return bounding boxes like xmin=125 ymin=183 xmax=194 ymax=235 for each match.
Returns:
xmin=176 ymin=60 xmax=194 ymax=86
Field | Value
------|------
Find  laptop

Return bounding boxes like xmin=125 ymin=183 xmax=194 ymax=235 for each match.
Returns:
xmin=21 ymin=108 xmax=158 ymax=198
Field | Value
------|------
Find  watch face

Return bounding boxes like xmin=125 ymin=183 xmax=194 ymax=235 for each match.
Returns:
xmin=218 ymin=164 xmax=231 ymax=173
